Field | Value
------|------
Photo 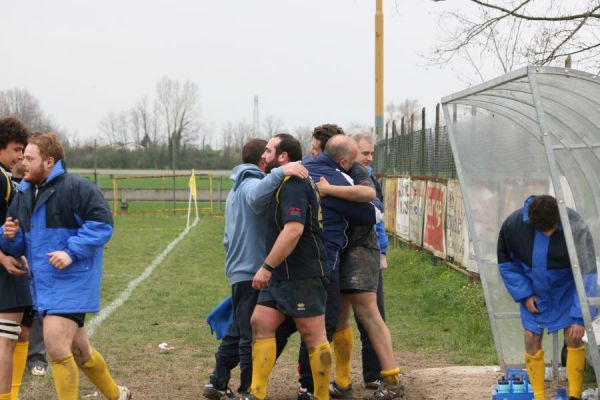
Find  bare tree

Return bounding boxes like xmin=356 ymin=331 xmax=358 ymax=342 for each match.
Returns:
xmin=130 ymin=96 xmax=159 ymax=147
xmin=384 ymin=99 xmax=421 ymax=131
xmin=429 ymin=1 xmax=600 ymax=81
xmin=293 ymin=125 xmax=313 ymax=156
xmin=261 ymin=115 xmax=284 ymax=138
xmin=0 ymin=88 xmax=57 ymax=132
xmin=98 ymin=111 xmax=130 ymax=145
xmin=155 ymin=77 xmax=201 ymax=154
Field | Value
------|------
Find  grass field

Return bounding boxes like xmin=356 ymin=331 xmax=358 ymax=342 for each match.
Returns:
xmin=19 ymin=215 xmax=495 ymax=399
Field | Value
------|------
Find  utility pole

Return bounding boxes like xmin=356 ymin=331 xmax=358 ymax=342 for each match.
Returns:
xmin=375 ymin=0 xmax=384 ymax=140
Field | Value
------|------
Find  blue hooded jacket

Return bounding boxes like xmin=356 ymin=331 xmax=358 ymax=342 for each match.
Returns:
xmin=497 ymin=195 xmax=597 ymax=333
xmin=0 ymin=160 xmax=113 ymax=314
xmin=223 ymin=163 xmax=288 ymax=285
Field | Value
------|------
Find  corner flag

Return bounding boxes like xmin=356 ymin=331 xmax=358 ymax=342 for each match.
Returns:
xmin=189 ymin=170 xmax=197 ymax=200
xmin=187 ymin=170 xmax=199 ymax=228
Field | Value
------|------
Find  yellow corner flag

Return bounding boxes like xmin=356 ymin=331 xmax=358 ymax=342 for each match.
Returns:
xmin=189 ymin=170 xmax=197 ymax=201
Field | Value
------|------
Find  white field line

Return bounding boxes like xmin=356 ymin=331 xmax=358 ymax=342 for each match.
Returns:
xmin=87 ymin=217 xmax=200 ymax=337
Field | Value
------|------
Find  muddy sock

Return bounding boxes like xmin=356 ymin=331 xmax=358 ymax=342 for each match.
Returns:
xmin=525 ymin=349 xmax=545 ymax=400
xmin=333 ymin=327 xmax=353 ymax=388
xmin=79 ymin=347 xmax=120 ymax=400
xmin=381 ymin=367 xmax=401 ymax=385
xmin=250 ymin=338 xmax=276 ymax=400
xmin=309 ymin=342 xmax=332 ymax=400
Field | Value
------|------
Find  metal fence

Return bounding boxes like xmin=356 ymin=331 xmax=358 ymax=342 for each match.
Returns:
xmin=374 ymin=121 xmax=456 ymax=178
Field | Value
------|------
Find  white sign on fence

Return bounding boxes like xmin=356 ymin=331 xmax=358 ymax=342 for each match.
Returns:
xmin=396 ymin=177 xmax=411 ymax=240
xmin=446 ymin=180 xmax=469 ymax=267
xmin=409 ymin=180 xmax=426 ymax=246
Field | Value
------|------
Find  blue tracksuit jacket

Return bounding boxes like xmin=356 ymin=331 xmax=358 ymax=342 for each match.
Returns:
xmin=0 ymin=161 xmax=113 ymax=314
xmin=497 ymin=195 xmax=597 ymax=333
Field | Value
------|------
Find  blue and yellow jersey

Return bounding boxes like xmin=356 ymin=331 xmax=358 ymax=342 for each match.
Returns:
xmin=265 ymin=175 xmax=327 ymax=280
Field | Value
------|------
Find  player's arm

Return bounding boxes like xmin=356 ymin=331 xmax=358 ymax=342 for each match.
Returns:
xmin=317 ymin=176 xmax=375 ymax=202
xmin=252 ymin=221 xmax=303 ymax=289
xmin=59 ymin=180 xmax=113 ymax=268
xmin=245 ymin=162 xmax=308 ymax=214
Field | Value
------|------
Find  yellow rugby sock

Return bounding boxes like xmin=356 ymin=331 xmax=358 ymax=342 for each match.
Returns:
xmin=525 ymin=350 xmax=545 ymax=400
xmin=0 ymin=393 xmax=12 ymax=400
xmin=381 ymin=367 xmax=401 ymax=385
xmin=51 ymin=354 xmax=79 ymax=400
xmin=10 ymin=341 xmax=28 ymax=400
xmin=567 ymin=346 xmax=585 ymax=399
xmin=333 ymin=327 xmax=353 ymax=388
xmin=250 ymin=338 xmax=276 ymax=400
xmin=309 ymin=341 xmax=332 ymax=400
xmin=79 ymin=347 xmax=120 ymax=400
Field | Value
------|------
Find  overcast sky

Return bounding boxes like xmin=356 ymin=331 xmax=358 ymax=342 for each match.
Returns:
xmin=1 ymin=0 xmax=474 ymax=144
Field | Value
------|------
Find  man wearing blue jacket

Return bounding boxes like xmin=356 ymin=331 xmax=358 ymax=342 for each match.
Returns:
xmin=498 ymin=195 xmax=597 ymax=400
xmin=1 ymin=133 xmax=130 ymax=400
xmin=204 ymin=139 xmax=308 ymax=399
xmin=353 ymin=132 xmax=388 ymax=390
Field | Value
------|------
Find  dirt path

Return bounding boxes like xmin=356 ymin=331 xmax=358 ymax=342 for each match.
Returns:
xmin=261 ymin=351 xmax=501 ymax=400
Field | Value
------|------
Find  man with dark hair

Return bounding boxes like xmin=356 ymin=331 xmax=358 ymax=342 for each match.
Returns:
xmin=203 ymin=138 xmax=308 ymax=399
xmin=244 ymin=133 xmax=331 ymax=400
xmin=311 ymin=124 xmax=345 ymax=157
xmin=1 ymin=133 xmax=131 ymax=400
xmin=498 ymin=195 xmax=597 ymax=400
xmin=0 ymin=117 xmax=31 ymax=400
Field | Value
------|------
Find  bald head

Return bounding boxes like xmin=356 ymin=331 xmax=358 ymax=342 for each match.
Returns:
xmin=324 ymin=135 xmax=357 ymax=171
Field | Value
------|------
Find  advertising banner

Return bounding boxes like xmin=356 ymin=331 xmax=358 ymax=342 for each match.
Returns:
xmin=423 ymin=181 xmax=447 ymax=258
xmin=446 ymin=180 xmax=469 ymax=266
xmin=395 ymin=178 xmax=411 ymax=240
xmin=409 ymin=180 xmax=426 ymax=246
xmin=384 ymin=177 xmax=398 ymax=234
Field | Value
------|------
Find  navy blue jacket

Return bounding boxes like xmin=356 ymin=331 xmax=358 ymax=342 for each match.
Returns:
xmin=0 ymin=161 xmax=113 ymax=314
xmin=303 ymin=153 xmax=376 ymax=271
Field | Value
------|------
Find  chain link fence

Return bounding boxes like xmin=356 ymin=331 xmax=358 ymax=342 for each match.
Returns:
xmin=374 ymin=124 xmax=456 ymax=178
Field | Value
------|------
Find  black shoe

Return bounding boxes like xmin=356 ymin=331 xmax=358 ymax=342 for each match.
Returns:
xmin=364 ymin=382 xmax=405 ymax=399
xmin=364 ymin=379 xmax=382 ymax=390
xmin=330 ymin=381 xmax=353 ymax=399
xmin=297 ymin=386 xmax=314 ymax=400
xmin=203 ymin=383 xmax=235 ymax=400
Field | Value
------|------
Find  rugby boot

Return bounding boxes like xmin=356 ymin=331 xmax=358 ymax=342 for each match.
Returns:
xmin=364 ymin=381 xmax=405 ymax=399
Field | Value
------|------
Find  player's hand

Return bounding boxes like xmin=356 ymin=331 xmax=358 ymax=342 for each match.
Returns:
xmin=380 ymin=254 xmax=388 ymax=271
xmin=316 ymin=176 xmax=331 ymax=197
xmin=282 ymin=162 xmax=308 ymax=180
xmin=252 ymin=266 xmax=272 ymax=290
xmin=566 ymin=324 xmax=585 ymax=341
xmin=46 ymin=251 xmax=73 ymax=270
xmin=1 ymin=254 xmax=27 ymax=276
xmin=524 ymin=295 xmax=539 ymax=314
xmin=3 ymin=217 xmax=20 ymax=239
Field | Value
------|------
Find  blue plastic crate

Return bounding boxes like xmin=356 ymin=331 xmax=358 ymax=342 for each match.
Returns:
xmin=492 ymin=368 xmax=534 ymax=400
